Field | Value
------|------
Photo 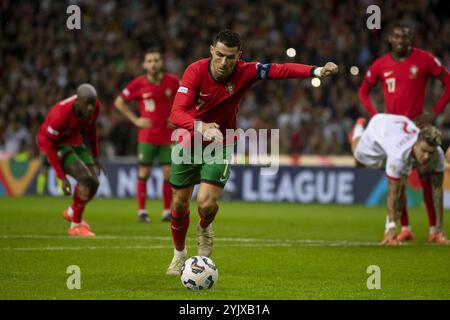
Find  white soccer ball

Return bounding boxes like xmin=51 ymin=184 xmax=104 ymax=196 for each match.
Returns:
xmin=180 ymin=256 xmax=218 ymax=290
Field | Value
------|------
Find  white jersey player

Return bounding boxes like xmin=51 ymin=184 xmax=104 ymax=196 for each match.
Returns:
xmin=349 ymin=114 xmax=449 ymax=245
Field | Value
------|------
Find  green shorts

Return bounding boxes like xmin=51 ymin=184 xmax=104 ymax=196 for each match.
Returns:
xmin=41 ymin=144 xmax=94 ymax=172
xmin=138 ymin=143 xmax=172 ymax=166
xmin=169 ymin=143 xmax=234 ymax=188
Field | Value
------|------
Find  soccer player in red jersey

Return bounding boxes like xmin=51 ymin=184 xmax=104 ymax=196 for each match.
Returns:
xmin=358 ymin=25 xmax=450 ymax=244
xmin=114 ymin=48 xmax=179 ymax=223
xmin=37 ymin=84 xmax=103 ymax=237
xmin=166 ymin=30 xmax=339 ymax=275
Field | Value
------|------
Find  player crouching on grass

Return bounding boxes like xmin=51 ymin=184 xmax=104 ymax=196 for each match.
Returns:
xmin=350 ymin=114 xmax=450 ymax=245
xmin=37 ymin=84 xmax=104 ymax=237
xmin=165 ymin=29 xmax=339 ymax=275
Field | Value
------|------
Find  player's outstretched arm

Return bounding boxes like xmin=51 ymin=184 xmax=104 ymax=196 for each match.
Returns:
xmin=260 ymin=61 xmax=339 ymax=80
xmin=114 ymin=96 xmax=151 ymax=129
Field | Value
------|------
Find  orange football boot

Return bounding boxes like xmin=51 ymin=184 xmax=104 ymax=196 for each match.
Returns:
xmin=397 ymin=229 xmax=415 ymax=241
xmin=348 ymin=117 xmax=367 ymax=144
xmin=428 ymin=232 xmax=450 ymax=245
xmin=68 ymin=225 xmax=95 ymax=237
xmin=63 ymin=209 xmax=91 ymax=229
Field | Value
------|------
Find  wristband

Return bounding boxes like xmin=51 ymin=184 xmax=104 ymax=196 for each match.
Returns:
xmin=385 ymin=221 xmax=396 ymax=231
xmin=313 ymin=67 xmax=323 ymax=77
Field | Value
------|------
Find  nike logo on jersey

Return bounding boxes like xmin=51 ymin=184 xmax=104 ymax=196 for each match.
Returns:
xmin=199 ymin=92 xmax=211 ymax=97
xmin=383 ymin=71 xmax=394 ymax=77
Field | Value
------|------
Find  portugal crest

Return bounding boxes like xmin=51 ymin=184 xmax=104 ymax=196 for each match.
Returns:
xmin=225 ymin=82 xmax=235 ymax=95
xmin=409 ymin=65 xmax=418 ymax=79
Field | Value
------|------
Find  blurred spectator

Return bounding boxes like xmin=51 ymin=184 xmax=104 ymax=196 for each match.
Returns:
xmin=1 ymin=0 xmax=449 ymax=159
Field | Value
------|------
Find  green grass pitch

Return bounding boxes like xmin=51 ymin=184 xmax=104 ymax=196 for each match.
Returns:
xmin=0 ymin=196 xmax=449 ymax=300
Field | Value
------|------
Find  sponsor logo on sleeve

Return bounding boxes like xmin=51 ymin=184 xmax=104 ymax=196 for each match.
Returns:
xmin=47 ymin=126 xmax=60 ymax=136
xmin=256 ymin=63 xmax=271 ymax=79
xmin=178 ymin=86 xmax=188 ymax=94
xmin=434 ymin=57 xmax=442 ymax=67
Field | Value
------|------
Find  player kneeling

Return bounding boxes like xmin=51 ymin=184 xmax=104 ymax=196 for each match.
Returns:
xmin=350 ymin=114 xmax=449 ymax=245
xmin=37 ymin=84 xmax=104 ymax=237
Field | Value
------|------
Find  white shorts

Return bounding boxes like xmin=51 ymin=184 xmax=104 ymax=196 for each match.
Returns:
xmin=354 ymin=136 xmax=384 ymax=169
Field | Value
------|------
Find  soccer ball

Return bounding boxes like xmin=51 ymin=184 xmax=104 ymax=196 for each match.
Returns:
xmin=180 ymin=256 xmax=218 ymax=290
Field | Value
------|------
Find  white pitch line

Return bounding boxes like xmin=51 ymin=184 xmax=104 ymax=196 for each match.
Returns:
xmin=0 ymin=242 xmax=379 ymax=251
xmin=0 ymin=234 xmax=378 ymax=246
xmin=0 ymin=245 xmax=171 ymax=251
xmin=0 ymin=234 xmax=379 ymax=251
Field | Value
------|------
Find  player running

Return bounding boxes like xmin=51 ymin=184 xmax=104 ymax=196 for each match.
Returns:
xmin=166 ymin=30 xmax=339 ymax=275
xmin=37 ymin=84 xmax=103 ymax=237
xmin=358 ymin=24 xmax=450 ymax=242
xmin=114 ymin=48 xmax=179 ymax=223
xmin=350 ymin=114 xmax=449 ymax=245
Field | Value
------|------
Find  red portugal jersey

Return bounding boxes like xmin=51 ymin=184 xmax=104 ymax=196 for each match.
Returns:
xmin=363 ymin=48 xmax=444 ymax=119
xmin=37 ymin=95 xmax=100 ymax=179
xmin=120 ymin=73 xmax=179 ymax=144
xmin=170 ymin=58 xmax=315 ymax=135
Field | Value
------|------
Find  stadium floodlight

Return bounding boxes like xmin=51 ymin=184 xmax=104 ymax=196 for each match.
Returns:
xmin=350 ymin=66 xmax=359 ymax=76
xmin=286 ymin=48 xmax=296 ymax=58
xmin=311 ymin=77 xmax=321 ymax=87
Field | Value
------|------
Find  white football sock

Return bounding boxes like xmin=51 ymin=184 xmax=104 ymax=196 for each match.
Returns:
xmin=174 ymin=248 xmax=187 ymax=257
xmin=430 ymin=226 xmax=441 ymax=234
xmin=67 ymin=206 xmax=74 ymax=218
xmin=401 ymin=226 xmax=412 ymax=232
xmin=71 ymin=222 xmax=81 ymax=228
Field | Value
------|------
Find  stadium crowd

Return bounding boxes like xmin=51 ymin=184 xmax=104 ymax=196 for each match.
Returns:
xmin=1 ymin=0 xmax=449 ymax=159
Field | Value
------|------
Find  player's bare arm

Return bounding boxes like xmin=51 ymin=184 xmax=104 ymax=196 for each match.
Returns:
xmin=382 ymin=176 xmax=407 ymax=245
xmin=114 ymin=96 xmax=151 ymax=129
xmin=431 ymin=172 xmax=444 ymax=230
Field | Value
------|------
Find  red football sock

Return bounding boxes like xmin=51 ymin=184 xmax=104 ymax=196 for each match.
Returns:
xmin=71 ymin=185 xmax=87 ymax=224
xmin=171 ymin=209 xmax=190 ymax=251
xmin=198 ymin=204 xmax=218 ymax=229
xmin=400 ymin=204 xmax=409 ymax=227
xmin=421 ymin=176 xmax=437 ymax=227
xmin=137 ymin=178 xmax=147 ymax=211
xmin=163 ymin=181 xmax=172 ymax=210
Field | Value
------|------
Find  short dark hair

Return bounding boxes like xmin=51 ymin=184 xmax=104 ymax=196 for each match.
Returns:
xmin=213 ymin=30 xmax=242 ymax=50
xmin=418 ymin=126 xmax=441 ymax=147
xmin=144 ymin=46 xmax=162 ymax=57
xmin=390 ymin=22 xmax=413 ymax=35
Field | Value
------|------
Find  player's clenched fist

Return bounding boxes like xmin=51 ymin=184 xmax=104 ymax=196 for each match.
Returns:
xmin=62 ymin=178 xmax=72 ymax=196
xmin=320 ymin=62 xmax=339 ymax=77
xmin=197 ymin=121 xmax=223 ymax=143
